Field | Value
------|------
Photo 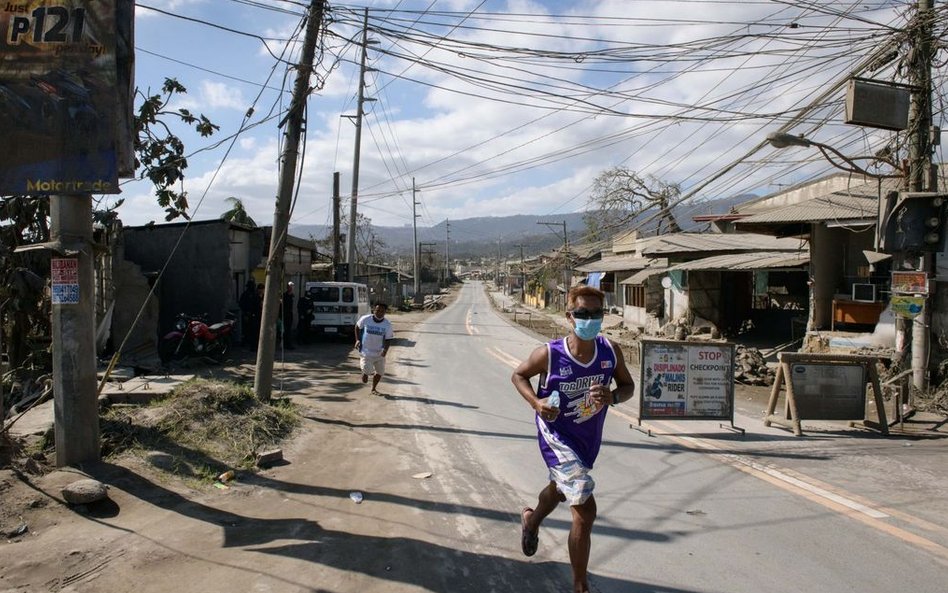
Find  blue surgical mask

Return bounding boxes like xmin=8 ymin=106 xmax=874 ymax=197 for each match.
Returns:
xmin=573 ymin=318 xmax=602 ymax=341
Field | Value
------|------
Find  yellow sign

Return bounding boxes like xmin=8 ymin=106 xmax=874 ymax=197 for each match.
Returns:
xmin=890 ymin=295 xmax=924 ymax=318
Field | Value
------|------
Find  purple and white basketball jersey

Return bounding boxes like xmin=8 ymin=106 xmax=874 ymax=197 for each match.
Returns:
xmin=536 ymin=335 xmax=617 ymax=469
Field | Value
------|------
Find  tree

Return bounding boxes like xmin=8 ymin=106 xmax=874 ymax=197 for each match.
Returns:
xmin=585 ymin=167 xmax=682 ymax=239
xmin=220 ymin=197 xmax=257 ymax=227
xmin=134 ymin=78 xmax=219 ymax=221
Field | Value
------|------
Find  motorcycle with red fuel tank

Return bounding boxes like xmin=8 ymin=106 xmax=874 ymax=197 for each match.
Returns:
xmin=159 ymin=312 xmax=236 ymax=364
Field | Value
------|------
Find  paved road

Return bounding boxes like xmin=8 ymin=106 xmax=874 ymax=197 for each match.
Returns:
xmin=397 ymin=280 xmax=948 ymax=592
xmin=4 ymin=280 xmax=945 ymax=593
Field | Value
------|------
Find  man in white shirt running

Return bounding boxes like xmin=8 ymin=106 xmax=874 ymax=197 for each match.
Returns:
xmin=354 ymin=303 xmax=394 ymax=395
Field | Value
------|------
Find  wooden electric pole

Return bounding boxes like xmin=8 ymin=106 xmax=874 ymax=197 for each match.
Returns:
xmin=255 ymin=0 xmax=324 ymax=402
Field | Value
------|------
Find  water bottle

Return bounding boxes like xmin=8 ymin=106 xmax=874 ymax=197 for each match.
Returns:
xmin=547 ymin=390 xmax=560 ymax=410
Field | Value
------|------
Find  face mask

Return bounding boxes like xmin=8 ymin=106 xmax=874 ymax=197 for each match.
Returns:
xmin=573 ymin=318 xmax=602 ymax=341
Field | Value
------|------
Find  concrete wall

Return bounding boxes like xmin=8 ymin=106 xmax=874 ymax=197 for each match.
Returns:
xmin=810 ymin=225 xmax=846 ymax=329
xmin=124 ymin=222 xmax=253 ymax=332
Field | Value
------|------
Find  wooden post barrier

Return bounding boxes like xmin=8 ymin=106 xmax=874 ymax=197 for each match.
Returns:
xmin=763 ymin=352 xmax=888 ymax=437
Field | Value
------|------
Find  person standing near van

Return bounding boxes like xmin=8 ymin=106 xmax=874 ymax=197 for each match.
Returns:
xmin=354 ymin=303 xmax=394 ymax=395
xmin=281 ymin=281 xmax=296 ymax=350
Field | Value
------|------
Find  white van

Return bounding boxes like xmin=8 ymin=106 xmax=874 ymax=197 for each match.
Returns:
xmin=304 ymin=281 xmax=370 ymax=336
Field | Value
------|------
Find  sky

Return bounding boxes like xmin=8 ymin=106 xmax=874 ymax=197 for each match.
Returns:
xmin=120 ymin=0 xmax=947 ymax=241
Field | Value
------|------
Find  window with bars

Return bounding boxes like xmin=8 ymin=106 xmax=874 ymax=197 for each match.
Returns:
xmin=625 ymin=284 xmax=646 ymax=308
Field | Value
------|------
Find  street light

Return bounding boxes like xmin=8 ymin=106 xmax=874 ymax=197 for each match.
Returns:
xmin=765 ymin=132 xmax=903 ymax=179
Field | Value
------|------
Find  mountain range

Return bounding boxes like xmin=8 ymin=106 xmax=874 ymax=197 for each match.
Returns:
xmin=289 ymin=194 xmax=757 ymax=261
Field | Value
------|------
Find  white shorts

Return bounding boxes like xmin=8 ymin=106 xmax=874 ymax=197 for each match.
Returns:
xmin=360 ymin=354 xmax=386 ymax=377
xmin=548 ymin=459 xmax=596 ymax=506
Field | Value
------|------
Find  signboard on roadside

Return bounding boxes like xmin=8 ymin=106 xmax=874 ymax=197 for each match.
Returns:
xmin=787 ymin=363 xmax=866 ymax=420
xmin=891 ymin=271 xmax=929 ymax=294
xmin=890 ymin=295 xmax=924 ymax=318
xmin=51 ymin=257 xmax=79 ymax=304
xmin=0 ymin=1 xmax=130 ymax=194
xmin=639 ymin=340 xmax=735 ymax=421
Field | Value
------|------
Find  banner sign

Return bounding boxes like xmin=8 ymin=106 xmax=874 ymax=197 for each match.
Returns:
xmin=639 ymin=340 xmax=735 ymax=421
xmin=786 ymin=363 xmax=866 ymax=420
xmin=51 ymin=257 xmax=79 ymax=304
xmin=890 ymin=271 xmax=928 ymax=294
xmin=890 ymin=295 xmax=924 ymax=318
xmin=0 ymin=1 xmax=124 ymax=194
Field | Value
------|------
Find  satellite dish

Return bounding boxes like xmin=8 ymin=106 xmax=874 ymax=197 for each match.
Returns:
xmin=661 ymin=276 xmax=673 ymax=289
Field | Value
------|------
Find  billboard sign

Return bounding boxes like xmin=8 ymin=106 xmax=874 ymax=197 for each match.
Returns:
xmin=0 ymin=1 xmax=124 ymax=194
xmin=639 ymin=340 xmax=735 ymax=421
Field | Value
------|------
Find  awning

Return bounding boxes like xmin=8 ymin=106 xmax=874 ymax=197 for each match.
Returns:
xmin=621 ymin=266 xmax=669 ymax=285
xmin=668 ymin=251 xmax=809 ymax=272
xmin=574 ymin=255 xmax=650 ymax=273
xmin=863 ymin=250 xmax=892 ymax=264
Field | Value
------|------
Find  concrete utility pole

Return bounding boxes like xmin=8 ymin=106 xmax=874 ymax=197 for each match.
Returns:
xmin=908 ymin=0 xmax=935 ymax=391
xmin=332 ymin=171 xmax=341 ymax=274
xmin=50 ymin=194 xmax=98 ymax=466
xmin=345 ymin=8 xmax=376 ymax=282
xmin=255 ymin=0 xmax=324 ymax=402
xmin=412 ymin=178 xmax=420 ymax=300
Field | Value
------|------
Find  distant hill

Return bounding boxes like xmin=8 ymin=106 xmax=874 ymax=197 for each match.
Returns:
xmin=289 ymin=193 xmax=758 ymax=261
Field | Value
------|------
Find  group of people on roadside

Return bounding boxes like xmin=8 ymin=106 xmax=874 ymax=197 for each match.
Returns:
xmin=238 ymin=279 xmax=316 ymax=350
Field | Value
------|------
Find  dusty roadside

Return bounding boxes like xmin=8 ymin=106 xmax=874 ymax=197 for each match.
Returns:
xmin=1 ymin=291 xmax=460 ymax=593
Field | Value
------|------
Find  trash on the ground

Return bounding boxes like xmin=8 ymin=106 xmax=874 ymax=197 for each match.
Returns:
xmin=218 ymin=470 xmax=235 ymax=482
xmin=213 ymin=482 xmax=229 ymax=490
xmin=685 ymin=509 xmax=706 ymax=516
xmin=6 ymin=523 xmax=28 ymax=538
xmin=412 ymin=472 xmax=433 ymax=479
xmin=349 ymin=491 xmax=364 ymax=504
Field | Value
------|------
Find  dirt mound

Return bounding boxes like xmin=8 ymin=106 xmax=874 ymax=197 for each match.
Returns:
xmin=101 ymin=379 xmax=301 ymax=481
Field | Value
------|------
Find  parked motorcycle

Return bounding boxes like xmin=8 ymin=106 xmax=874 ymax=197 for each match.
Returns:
xmin=159 ymin=312 xmax=235 ymax=364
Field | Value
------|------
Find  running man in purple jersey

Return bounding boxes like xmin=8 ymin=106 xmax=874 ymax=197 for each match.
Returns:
xmin=511 ymin=285 xmax=635 ymax=593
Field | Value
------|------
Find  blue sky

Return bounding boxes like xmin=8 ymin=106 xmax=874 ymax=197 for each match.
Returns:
xmin=119 ymin=1 xmax=943 ymax=236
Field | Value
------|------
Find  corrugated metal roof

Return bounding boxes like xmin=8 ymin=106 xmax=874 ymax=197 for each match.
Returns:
xmin=621 ymin=266 xmax=669 ymax=285
xmin=737 ymin=193 xmax=877 ymax=225
xmin=639 ymin=232 xmax=804 ymax=254
xmin=575 ymin=255 xmax=650 ymax=273
xmin=669 ymin=251 xmax=809 ymax=271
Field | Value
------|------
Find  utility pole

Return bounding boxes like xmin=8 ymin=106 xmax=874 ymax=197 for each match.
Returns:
xmin=519 ymin=243 xmax=526 ymax=302
xmin=412 ymin=178 xmax=420 ymax=301
xmin=332 ymin=171 xmax=341 ymax=276
xmin=908 ymin=0 xmax=935 ymax=392
xmin=254 ymin=0 xmax=324 ymax=402
xmin=444 ymin=218 xmax=450 ymax=285
xmin=538 ymin=220 xmax=569 ymax=308
xmin=420 ymin=241 xmax=437 ymax=291
xmin=50 ymin=194 xmax=98 ymax=466
xmin=345 ymin=8 xmax=376 ymax=282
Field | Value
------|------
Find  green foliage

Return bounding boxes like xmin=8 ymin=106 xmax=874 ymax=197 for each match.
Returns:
xmin=220 ymin=197 xmax=257 ymax=227
xmin=134 ymin=78 xmax=219 ymax=221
